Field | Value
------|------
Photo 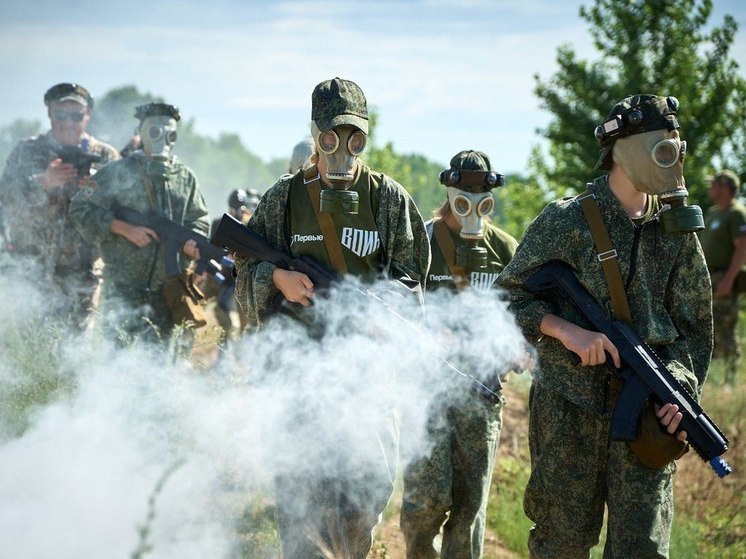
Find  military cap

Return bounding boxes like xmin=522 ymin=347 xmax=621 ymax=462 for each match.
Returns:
xmin=228 ymin=188 xmax=261 ymax=211
xmin=44 ymin=82 xmax=93 ymax=108
xmin=594 ymin=94 xmax=680 ymax=171
xmin=135 ymin=103 xmax=180 ymax=122
xmin=439 ymin=149 xmax=505 ymax=193
xmin=311 ymin=77 xmax=369 ymax=135
xmin=711 ymin=169 xmax=741 ymax=194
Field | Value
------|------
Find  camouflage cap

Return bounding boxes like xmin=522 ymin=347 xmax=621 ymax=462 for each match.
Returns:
xmin=44 ymin=82 xmax=93 ymax=109
xmin=311 ymin=78 xmax=368 ymax=134
xmin=594 ymin=94 xmax=680 ymax=171
xmin=135 ymin=103 xmax=181 ymax=122
xmin=439 ymin=150 xmax=505 ymax=193
xmin=711 ymin=169 xmax=741 ymax=193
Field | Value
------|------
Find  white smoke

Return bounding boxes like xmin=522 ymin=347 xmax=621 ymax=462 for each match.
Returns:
xmin=0 ymin=260 xmax=528 ymax=558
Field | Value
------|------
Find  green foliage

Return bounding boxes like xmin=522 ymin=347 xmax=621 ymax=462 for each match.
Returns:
xmin=535 ymin=0 xmax=746 ymax=207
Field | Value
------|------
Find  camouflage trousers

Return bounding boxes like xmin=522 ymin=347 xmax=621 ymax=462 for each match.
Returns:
xmin=400 ymin=395 xmax=503 ymax=559
xmin=525 ymin=383 xmax=674 ymax=559
xmin=272 ymin=412 xmax=398 ymax=559
xmin=711 ymin=278 xmax=740 ymax=383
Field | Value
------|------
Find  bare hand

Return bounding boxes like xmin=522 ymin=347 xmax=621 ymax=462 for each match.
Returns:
xmin=182 ymin=239 xmax=201 ymax=260
xmin=119 ymin=223 xmax=158 ymax=247
xmin=38 ymin=158 xmax=78 ymax=189
xmin=655 ymin=403 xmax=688 ymax=443
xmin=715 ymin=276 xmax=735 ymax=298
xmin=541 ymin=315 xmax=621 ymax=368
xmin=272 ymin=268 xmax=314 ymax=306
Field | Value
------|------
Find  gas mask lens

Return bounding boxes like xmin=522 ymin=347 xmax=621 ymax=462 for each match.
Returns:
xmin=452 ymin=194 xmax=473 ymax=217
xmin=652 ymin=139 xmax=685 ymax=168
xmin=348 ymin=130 xmax=367 ymax=155
xmin=318 ymin=130 xmax=339 ymax=154
xmin=477 ymin=196 xmax=494 ymax=217
xmin=147 ymin=126 xmax=178 ymax=144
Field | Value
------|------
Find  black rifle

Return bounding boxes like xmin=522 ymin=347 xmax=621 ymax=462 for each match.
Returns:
xmin=57 ymin=145 xmax=101 ymax=179
xmin=210 ymin=212 xmax=503 ymax=403
xmin=525 ymin=260 xmax=731 ymax=478
xmin=113 ymin=205 xmax=232 ymax=282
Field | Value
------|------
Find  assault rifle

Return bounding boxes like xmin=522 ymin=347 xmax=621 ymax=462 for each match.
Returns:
xmin=210 ymin=213 xmax=503 ymax=403
xmin=57 ymin=145 xmax=101 ymax=179
xmin=113 ymin=205 xmax=232 ymax=282
xmin=525 ymin=260 xmax=731 ymax=478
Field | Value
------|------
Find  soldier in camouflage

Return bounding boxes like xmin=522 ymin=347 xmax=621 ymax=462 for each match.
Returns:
xmin=400 ymin=150 xmax=517 ymax=559
xmin=234 ymin=77 xmax=430 ymax=558
xmin=0 ymin=83 xmax=120 ymax=324
xmin=69 ymin=103 xmax=209 ymax=339
xmin=497 ymin=95 xmax=712 ymax=558
xmin=698 ymin=170 xmax=746 ymax=384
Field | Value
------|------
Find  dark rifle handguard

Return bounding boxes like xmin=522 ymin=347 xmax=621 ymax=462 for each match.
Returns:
xmin=210 ymin=213 xmax=503 ymax=403
xmin=525 ymin=260 xmax=731 ymax=478
xmin=112 ymin=204 xmax=230 ymax=282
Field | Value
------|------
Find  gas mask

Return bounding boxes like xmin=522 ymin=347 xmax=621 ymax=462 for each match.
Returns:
xmin=312 ymin=122 xmax=367 ymax=214
xmin=440 ymin=168 xmax=504 ymax=270
xmin=140 ymin=115 xmax=178 ymax=178
xmin=612 ymin=129 xmax=703 ymax=234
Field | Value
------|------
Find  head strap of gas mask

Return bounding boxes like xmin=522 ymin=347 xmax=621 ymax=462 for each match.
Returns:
xmin=595 ymin=96 xmax=680 ymax=147
xmin=439 ymin=169 xmax=505 ymax=193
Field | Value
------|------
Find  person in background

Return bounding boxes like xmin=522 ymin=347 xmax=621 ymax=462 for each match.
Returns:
xmin=698 ymin=169 xmax=746 ymax=384
xmin=498 ymin=94 xmax=712 ymax=558
xmin=0 ymin=82 xmax=120 ymax=326
xmin=400 ymin=149 xmax=517 ymax=559
xmin=289 ymin=137 xmax=314 ymax=174
xmin=69 ymin=102 xmax=209 ymax=341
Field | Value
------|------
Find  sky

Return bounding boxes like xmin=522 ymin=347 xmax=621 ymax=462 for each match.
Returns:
xmin=0 ymin=0 xmax=745 ymax=174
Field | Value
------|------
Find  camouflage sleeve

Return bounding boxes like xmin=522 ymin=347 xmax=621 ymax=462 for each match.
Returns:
xmin=377 ymin=176 xmax=431 ymax=290
xmin=180 ymin=169 xmax=209 ymax=236
xmin=233 ymin=176 xmax=292 ymax=326
xmin=663 ymin=232 xmax=713 ymax=397
xmin=497 ymin=200 xmax=581 ymax=343
xmin=89 ymin=137 xmax=121 ymax=168
xmin=0 ymin=141 xmax=46 ymax=208
xmin=68 ymin=162 xmax=121 ymax=243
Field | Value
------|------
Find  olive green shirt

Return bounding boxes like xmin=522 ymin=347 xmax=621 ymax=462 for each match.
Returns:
xmin=698 ymin=201 xmax=746 ymax=271
xmin=497 ymin=175 xmax=713 ymax=412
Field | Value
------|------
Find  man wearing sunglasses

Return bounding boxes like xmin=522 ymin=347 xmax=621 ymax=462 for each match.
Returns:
xmin=0 ymin=82 xmax=119 ymax=326
xmin=70 ymin=103 xmax=209 ymax=341
xmin=233 ymin=77 xmax=430 ymax=559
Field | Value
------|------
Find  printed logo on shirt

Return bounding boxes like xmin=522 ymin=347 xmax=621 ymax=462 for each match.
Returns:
xmin=470 ymin=271 xmax=499 ymax=291
xmin=291 ymin=234 xmax=324 ymax=245
xmin=341 ymin=227 xmax=380 ymax=257
xmin=429 ymin=273 xmax=453 ymax=282
xmin=711 ymin=219 xmax=722 ymax=230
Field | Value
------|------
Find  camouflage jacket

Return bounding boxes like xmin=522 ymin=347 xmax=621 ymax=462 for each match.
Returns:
xmin=234 ymin=163 xmax=431 ymax=326
xmin=497 ymin=175 xmax=713 ymax=413
xmin=0 ymin=131 xmax=120 ymax=274
xmin=69 ymin=151 xmax=209 ymax=294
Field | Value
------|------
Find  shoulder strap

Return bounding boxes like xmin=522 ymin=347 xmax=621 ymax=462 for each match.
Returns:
xmin=575 ymin=189 xmax=632 ymax=322
xmin=303 ymin=165 xmax=349 ymax=275
xmin=433 ymin=219 xmax=469 ymax=291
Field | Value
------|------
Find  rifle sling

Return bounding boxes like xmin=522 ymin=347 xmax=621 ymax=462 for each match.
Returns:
xmin=433 ymin=219 xmax=469 ymax=291
xmin=576 ymin=190 xmax=632 ymax=322
xmin=303 ymin=165 xmax=349 ymax=275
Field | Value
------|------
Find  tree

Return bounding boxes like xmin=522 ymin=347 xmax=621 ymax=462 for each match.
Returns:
xmin=534 ymin=0 xmax=746 ymax=207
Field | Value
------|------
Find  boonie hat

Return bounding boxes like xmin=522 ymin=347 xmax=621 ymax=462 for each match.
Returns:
xmin=135 ymin=103 xmax=180 ymax=122
xmin=44 ymin=82 xmax=93 ymax=108
xmin=311 ymin=78 xmax=369 ymax=134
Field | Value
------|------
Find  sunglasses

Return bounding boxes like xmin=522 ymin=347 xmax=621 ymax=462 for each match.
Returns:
xmin=53 ymin=110 xmax=85 ymax=123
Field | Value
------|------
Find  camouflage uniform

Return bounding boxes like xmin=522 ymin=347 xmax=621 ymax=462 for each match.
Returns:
xmin=0 ymin=131 xmax=119 ymax=321
xmin=401 ymin=219 xmax=516 ymax=559
xmin=234 ymin=162 xmax=430 ymax=559
xmin=698 ymin=200 xmax=746 ymax=379
xmin=69 ymin=151 xmax=209 ymax=337
xmin=497 ymin=175 xmax=712 ymax=558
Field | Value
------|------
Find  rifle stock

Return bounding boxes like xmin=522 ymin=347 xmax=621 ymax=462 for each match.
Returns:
xmin=526 ymin=260 xmax=731 ymax=478
xmin=210 ymin=213 xmax=503 ymax=404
